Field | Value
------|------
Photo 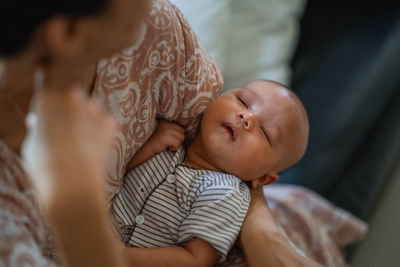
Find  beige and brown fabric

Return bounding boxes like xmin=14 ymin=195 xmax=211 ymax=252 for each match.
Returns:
xmin=93 ymin=0 xmax=222 ymax=201
xmin=0 ymin=141 xmax=57 ymax=266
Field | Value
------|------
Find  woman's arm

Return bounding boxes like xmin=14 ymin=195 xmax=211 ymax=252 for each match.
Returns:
xmin=47 ymin=174 xmax=125 ymax=267
xmin=240 ymin=185 xmax=323 ymax=267
xmin=22 ymin=88 xmax=125 ymax=267
xmin=124 ymin=238 xmax=218 ymax=267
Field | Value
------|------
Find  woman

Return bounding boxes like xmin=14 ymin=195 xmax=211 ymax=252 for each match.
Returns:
xmin=0 ymin=0 xmax=321 ymax=266
xmin=1 ymin=0 xmax=148 ymax=265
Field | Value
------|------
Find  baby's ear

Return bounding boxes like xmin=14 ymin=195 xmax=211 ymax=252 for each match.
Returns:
xmin=256 ymin=173 xmax=279 ymax=186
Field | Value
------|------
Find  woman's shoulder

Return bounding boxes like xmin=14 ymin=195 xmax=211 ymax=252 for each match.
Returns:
xmin=94 ymin=0 xmax=222 ymax=114
xmin=92 ymin=0 xmax=223 ymax=200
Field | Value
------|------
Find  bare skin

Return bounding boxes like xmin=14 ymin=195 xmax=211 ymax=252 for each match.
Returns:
xmin=240 ymin=185 xmax=323 ymax=267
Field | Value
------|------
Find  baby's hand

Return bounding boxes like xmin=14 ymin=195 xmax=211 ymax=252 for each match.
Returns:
xmin=126 ymin=120 xmax=185 ymax=170
xmin=148 ymin=120 xmax=185 ymax=154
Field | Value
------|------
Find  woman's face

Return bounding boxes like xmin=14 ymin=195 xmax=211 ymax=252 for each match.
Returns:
xmin=43 ymin=0 xmax=148 ymax=87
xmin=87 ymin=0 xmax=148 ymax=59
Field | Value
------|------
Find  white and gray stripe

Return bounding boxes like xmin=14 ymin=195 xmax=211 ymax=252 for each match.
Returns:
xmin=112 ymin=146 xmax=250 ymax=262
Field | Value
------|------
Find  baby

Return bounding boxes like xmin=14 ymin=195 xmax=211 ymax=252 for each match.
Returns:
xmin=113 ymin=80 xmax=309 ymax=266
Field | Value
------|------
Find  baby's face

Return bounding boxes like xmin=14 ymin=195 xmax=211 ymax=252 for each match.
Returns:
xmin=199 ymin=80 xmax=309 ymax=181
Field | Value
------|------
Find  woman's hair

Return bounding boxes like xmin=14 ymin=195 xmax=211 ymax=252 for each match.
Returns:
xmin=0 ymin=0 xmax=110 ymax=58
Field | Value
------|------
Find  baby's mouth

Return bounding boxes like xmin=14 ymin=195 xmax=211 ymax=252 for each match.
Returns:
xmin=222 ymin=122 xmax=237 ymax=141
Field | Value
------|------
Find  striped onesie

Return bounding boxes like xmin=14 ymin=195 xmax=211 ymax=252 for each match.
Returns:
xmin=112 ymin=146 xmax=250 ymax=262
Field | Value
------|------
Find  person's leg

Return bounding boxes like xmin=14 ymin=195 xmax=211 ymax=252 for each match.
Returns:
xmin=280 ymin=0 xmax=400 ymax=217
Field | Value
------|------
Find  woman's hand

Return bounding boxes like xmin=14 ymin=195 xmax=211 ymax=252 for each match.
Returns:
xmin=21 ymin=85 xmax=127 ymax=267
xmin=22 ymin=85 xmax=116 ymax=205
xmin=239 ymin=184 xmax=323 ymax=267
xmin=240 ymin=183 xmax=278 ymax=245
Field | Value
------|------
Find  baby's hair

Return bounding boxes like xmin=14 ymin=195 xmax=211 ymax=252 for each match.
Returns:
xmin=253 ymin=79 xmax=310 ymax=169
xmin=253 ymin=79 xmax=308 ymax=126
xmin=255 ymin=79 xmax=290 ymax=90
xmin=236 ymin=79 xmax=309 ymax=133
xmin=254 ymin=79 xmax=296 ymax=101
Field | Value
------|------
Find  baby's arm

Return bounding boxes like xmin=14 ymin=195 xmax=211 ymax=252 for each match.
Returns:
xmin=126 ymin=120 xmax=185 ymax=170
xmin=124 ymin=237 xmax=219 ymax=267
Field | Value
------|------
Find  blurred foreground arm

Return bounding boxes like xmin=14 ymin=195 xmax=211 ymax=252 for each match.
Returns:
xmin=124 ymin=237 xmax=218 ymax=267
xmin=240 ymin=184 xmax=323 ymax=267
xmin=22 ymin=88 xmax=125 ymax=267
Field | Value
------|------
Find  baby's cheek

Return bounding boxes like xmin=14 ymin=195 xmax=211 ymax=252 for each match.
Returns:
xmin=240 ymin=149 xmax=269 ymax=175
xmin=228 ymin=156 xmax=254 ymax=176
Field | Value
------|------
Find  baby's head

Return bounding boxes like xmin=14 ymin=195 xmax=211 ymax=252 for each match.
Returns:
xmin=198 ymin=80 xmax=309 ymax=186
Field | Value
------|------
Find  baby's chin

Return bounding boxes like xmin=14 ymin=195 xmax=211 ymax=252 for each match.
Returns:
xmin=229 ymin=170 xmax=253 ymax=183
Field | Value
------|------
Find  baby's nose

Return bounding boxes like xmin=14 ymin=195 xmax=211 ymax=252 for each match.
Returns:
xmin=238 ymin=112 xmax=254 ymax=130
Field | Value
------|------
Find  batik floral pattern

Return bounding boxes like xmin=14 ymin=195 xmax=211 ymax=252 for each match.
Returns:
xmin=94 ymin=0 xmax=222 ymax=201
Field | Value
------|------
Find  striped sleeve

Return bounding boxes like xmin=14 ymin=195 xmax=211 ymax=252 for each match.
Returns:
xmin=178 ymin=182 xmax=250 ymax=262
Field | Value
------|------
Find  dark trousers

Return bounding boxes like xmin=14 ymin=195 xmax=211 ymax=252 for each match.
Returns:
xmin=279 ymin=0 xmax=400 ymax=219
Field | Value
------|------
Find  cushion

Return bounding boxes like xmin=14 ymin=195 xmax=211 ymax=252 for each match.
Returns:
xmin=172 ymin=0 xmax=307 ymax=91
